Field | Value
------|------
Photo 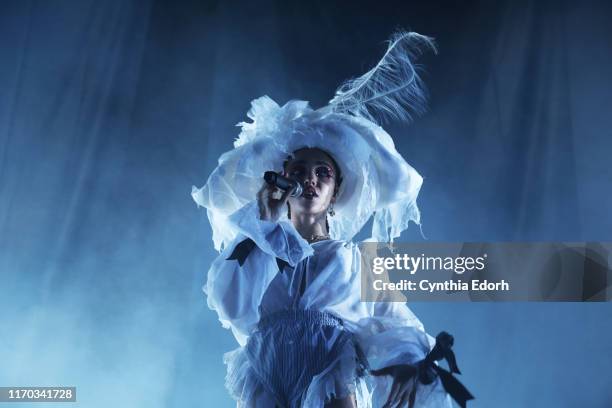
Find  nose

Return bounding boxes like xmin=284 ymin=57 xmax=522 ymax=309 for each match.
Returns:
xmin=302 ymin=169 xmax=317 ymax=186
xmin=303 ymin=177 xmax=315 ymax=187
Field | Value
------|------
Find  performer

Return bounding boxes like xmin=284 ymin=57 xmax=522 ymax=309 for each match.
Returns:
xmin=192 ymin=32 xmax=472 ymax=408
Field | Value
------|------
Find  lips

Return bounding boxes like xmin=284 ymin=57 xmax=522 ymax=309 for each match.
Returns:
xmin=302 ymin=186 xmax=318 ymax=199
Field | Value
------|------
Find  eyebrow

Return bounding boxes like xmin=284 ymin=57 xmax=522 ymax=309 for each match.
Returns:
xmin=289 ymin=160 xmax=333 ymax=166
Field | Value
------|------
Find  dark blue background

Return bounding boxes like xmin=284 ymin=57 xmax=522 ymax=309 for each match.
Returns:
xmin=1 ymin=0 xmax=611 ymax=406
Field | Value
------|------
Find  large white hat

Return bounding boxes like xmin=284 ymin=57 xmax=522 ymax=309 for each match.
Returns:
xmin=192 ymin=32 xmax=436 ymax=251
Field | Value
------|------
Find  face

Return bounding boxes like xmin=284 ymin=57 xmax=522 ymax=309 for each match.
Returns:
xmin=284 ymin=148 xmax=338 ymax=218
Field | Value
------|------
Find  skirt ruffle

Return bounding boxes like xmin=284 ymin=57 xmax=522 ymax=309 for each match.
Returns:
xmin=223 ymin=336 xmax=371 ymax=407
xmin=302 ymin=337 xmax=371 ymax=408
xmin=223 ymin=347 xmax=264 ymax=405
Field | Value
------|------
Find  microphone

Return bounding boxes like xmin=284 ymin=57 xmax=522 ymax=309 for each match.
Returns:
xmin=263 ymin=171 xmax=303 ymax=197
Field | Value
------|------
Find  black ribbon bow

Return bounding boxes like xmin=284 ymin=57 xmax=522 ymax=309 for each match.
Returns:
xmin=419 ymin=331 xmax=474 ymax=408
xmin=226 ymin=238 xmax=256 ymax=266
xmin=227 ymin=243 xmax=473 ymax=406
xmin=226 ymin=237 xmax=289 ymax=272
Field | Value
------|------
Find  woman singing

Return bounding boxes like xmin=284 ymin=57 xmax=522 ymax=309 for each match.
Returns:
xmin=192 ymin=32 xmax=472 ymax=408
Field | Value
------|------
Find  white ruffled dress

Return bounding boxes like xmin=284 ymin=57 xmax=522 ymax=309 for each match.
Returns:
xmin=205 ymin=202 xmax=452 ymax=407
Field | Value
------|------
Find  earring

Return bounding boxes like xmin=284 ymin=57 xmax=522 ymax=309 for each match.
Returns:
xmin=328 ymin=203 xmax=335 ymax=217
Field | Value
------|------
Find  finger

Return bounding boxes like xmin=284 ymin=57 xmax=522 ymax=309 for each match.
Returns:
xmin=259 ymin=179 xmax=276 ymax=195
xmin=257 ymin=191 xmax=265 ymax=207
xmin=257 ymin=186 xmax=265 ymax=206
xmin=397 ymin=391 xmax=410 ymax=408
xmin=258 ymin=183 xmax=273 ymax=203
xmin=258 ymin=180 xmax=271 ymax=196
xmin=384 ymin=379 xmax=402 ymax=408
xmin=262 ymin=185 xmax=276 ymax=203
xmin=279 ymin=186 xmax=292 ymax=204
xmin=396 ymin=381 xmax=412 ymax=408
xmin=269 ymin=188 xmax=284 ymax=204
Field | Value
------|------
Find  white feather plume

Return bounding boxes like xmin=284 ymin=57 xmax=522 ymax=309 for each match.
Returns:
xmin=328 ymin=31 xmax=437 ymax=124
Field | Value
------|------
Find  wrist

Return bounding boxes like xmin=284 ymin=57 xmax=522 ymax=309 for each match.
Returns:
xmin=258 ymin=209 xmax=279 ymax=222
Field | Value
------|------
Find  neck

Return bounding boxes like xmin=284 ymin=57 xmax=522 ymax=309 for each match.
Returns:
xmin=291 ymin=213 xmax=328 ymax=242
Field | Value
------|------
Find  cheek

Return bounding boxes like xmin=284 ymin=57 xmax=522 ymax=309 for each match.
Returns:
xmin=319 ymin=182 xmax=335 ymax=202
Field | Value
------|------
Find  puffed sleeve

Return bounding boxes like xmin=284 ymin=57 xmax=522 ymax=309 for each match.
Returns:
xmin=204 ymin=201 xmax=313 ymax=346
xmin=356 ymin=301 xmax=431 ymax=367
xmin=345 ymin=245 xmax=453 ymax=407
xmin=355 ymin=301 xmax=453 ymax=407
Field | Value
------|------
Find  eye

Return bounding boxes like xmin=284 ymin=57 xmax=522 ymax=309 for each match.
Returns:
xmin=315 ymin=166 xmax=333 ymax=178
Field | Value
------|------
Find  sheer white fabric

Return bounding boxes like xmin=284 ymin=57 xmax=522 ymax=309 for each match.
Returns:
xmin=205 ymin=201 xmax=451 ymax=407
xmin=191 ymin=96 xmax=424 ymax=252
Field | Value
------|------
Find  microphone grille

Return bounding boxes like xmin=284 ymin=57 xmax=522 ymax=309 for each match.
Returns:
xmin=291 ymin=183 xmax=303 ymax=197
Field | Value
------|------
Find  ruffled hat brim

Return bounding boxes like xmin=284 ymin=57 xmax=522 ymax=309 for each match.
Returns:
xmin=192 ymin=96 xmax=422 ymax=250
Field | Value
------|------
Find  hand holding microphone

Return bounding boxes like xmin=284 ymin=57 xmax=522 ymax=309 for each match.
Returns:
xmin=257 ymin=171 xmax=301 ymax=221
xmin=263 ymin=171 xmax=303 ymax=197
